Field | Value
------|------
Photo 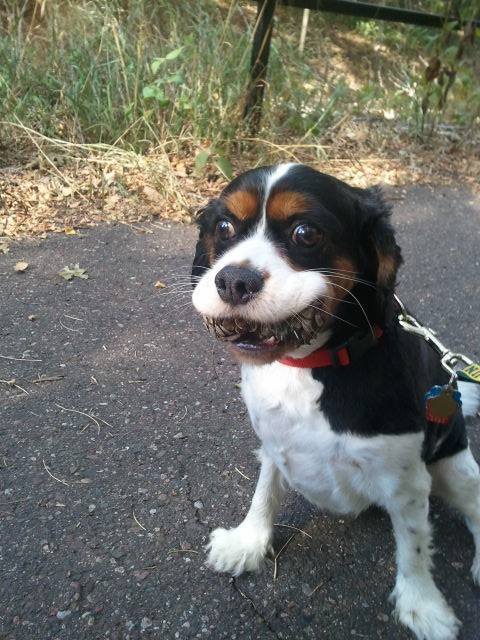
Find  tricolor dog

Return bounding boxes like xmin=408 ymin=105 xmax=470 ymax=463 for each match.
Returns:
xmin=191 ymin=164 xmax=480 ymax=640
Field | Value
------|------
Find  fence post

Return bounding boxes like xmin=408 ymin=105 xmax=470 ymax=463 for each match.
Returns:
xmin=243 ymin=0 xmax=277 ymax=133
xmin=299 ymin=8 xmax=310 ymax=52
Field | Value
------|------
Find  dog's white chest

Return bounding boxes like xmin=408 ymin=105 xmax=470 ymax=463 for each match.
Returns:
xmin=241 ymin=362 xmax=404 ymax=514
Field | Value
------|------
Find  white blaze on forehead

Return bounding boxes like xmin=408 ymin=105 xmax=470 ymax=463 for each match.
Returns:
xmin=191 ymin=226 xmax=327 ymax=323
xmin=258 ymin=163 xmax=297 ymax=231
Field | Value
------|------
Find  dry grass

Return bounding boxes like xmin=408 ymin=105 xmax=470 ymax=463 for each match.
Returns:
xmin=1 ymin=1 xmax=479 ymax=238
xmin=1 ymin=122 xmax=479 ymax=239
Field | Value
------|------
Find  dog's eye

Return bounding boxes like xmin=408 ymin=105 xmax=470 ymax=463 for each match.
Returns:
xmin=216 ymin=219 xmax=236 ymax=241
xmin=292 ymin=224 xmax=321 ymax=247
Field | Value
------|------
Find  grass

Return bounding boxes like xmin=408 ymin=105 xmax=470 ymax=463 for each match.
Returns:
xmin=1 ymin=1 xmax=478 ymax=155
xmin=0 ymin=1 xmax=253 ymax=152
xmin=0 ymin=1 xmax=479 ymax=237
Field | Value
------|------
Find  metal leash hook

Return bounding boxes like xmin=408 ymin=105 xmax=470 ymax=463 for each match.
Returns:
xmin=393 ymin=294 xmax=474 ymax=383
xmin=441 ymin=353 xmax=474 ymax=385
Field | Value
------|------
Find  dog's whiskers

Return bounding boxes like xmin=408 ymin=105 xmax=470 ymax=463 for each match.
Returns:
xmin=305 ymin=268 xmax=376 ymax=289
xmin=319 ymin=293 xmax=357 ymax=306
xmin=323 ymin=280 xmax=374 ymax=336
xmin=314 ymin=271 xmax=377 ymax=290
xmin=307 ymin=303 xmax=359 ymax=329
xmin=161 ymin=286 xmax=195 ymax=295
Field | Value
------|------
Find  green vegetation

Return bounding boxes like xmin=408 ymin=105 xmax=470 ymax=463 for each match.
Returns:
xmin=0 ymin=0 xmax=478 ymax=163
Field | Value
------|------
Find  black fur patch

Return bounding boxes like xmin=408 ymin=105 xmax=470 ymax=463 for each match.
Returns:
xmin=312 ymin=323 xmax=468 ymax=462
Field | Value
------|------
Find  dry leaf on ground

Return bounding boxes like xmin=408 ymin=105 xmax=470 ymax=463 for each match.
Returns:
xmin=14 ymin=261 xmax=29 ymax=272
xmin=1 ymin=137 xmax=479 ymax=240
xmin=58 ymin=264 xmax=89 ymax=281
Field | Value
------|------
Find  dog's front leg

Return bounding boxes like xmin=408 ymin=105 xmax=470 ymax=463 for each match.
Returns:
xmin=386 ymin=464 xmax=460 ymax=640
xmin=206 ymin=448 xmax=285 ymax=576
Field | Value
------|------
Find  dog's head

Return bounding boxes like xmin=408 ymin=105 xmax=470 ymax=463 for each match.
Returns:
xmin=191 ymin=164 xmax=402 ymax=364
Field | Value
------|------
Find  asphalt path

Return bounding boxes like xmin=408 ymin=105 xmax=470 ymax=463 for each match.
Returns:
xmin=0 ymin=184 xmax=479 ymax=639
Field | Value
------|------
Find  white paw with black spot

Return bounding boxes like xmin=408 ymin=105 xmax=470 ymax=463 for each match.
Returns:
xmin=205 ymin=524 xmax=272 ymax=576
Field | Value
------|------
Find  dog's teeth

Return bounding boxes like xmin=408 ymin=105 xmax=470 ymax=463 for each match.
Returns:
xmin=222 ymin=319 xmax=236 ymax=331
xmin=224 ymin=333 xmax=242 ymax=342
xmin=314 ymin=313 xmax=324 ymax=328
xmin=202 ymin=305 xmax=325 ymax=347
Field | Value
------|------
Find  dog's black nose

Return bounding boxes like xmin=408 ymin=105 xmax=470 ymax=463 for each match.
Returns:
xmin=215 ymin=265 xmax=264 ymax=306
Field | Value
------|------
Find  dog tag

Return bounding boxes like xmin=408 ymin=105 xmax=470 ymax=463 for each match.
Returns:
xmin=457 ymin=363 xmax=480 ymax=385
xmin=425 ymin=385 xmax=461 ymax=425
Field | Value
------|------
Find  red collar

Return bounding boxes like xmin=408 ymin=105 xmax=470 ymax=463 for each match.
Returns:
xmin=279 ymin=325 xmax=383 ymax=369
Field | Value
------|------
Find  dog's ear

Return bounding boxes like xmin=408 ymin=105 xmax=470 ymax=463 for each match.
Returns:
xmin=357 ymin=186 xmax=403 ymax=299
xmin=191 ymin=199 xmax=220 ymax=281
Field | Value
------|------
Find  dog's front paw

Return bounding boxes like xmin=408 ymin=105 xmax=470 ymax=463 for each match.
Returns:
xmin=206 ymin=524 xmax=272 ymax=576
xmin=391 ymin=576 xmax=460 ymax=640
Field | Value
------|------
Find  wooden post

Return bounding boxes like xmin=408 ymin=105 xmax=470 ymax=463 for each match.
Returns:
xmin=299 ymin=8 xmax=310 ymax=52
xmin=243 ymin=0 xmax=277 ymax=133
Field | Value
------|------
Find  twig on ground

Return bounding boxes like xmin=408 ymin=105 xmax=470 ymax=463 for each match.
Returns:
xmin=121 ymin=221 xmax=154 ymax=234
xmin=273 ymin=533 xmax=296 ymax=581
xmin=132 ymin=510 xmax=147 ymax=531
xmin=274 ymin=523 xmax=312 ymax=539
xmin=174 ymin=406 xmax=188 ymax=421
xmin=0 ymin=354 xmax=42 ymax=362
xmin=0 ymin=378 xmax=29 ymax=395
xmin=169 ymin=549 xmax=200 ymax=554
xmin=54 ymin=402 xmax=101 ymax=433
xmin=94 ymin=415 xmax=114 ymax=429
xmin=59 ymin=319 xmax=82 ymax=332
xmin=234 ymin=467 xmax=251 ymax=481
xmin=42 ymin=458 xmax=70 ymax=486
xmin=32 ymin=375 xmax=64 ymax=384
xmin=309 ymin=581 xmax=324 ymax=596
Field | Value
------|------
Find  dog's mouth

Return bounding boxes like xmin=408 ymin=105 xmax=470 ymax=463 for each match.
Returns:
xmin=202 ymin=306 xmax=325 ymax=352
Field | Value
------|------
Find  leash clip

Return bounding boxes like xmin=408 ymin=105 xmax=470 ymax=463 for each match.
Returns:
xmin=441 ymin=353 xmax=474 ymax=384
xmin=394 ymin=294 xmax=473 ymax=383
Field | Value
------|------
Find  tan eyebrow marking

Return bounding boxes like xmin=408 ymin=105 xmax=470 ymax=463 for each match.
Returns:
xmin=224 ymin=190 xmax=259 ymax=220
xmin=203 ymin=234 xmax=216 ymax=265
xmin=266 ymin=191 xmax=310 ymax=220
xmin=322 ymin=257 xmax=357 ymax=315
xmin=376 ymin=252 xmax=398 ymax=288
xmin=330 ymin=257 xmax=357 ymax=295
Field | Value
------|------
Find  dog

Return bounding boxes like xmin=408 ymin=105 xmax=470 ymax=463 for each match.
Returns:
xmin=190 ymin=164 xmax=480 ymax=640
